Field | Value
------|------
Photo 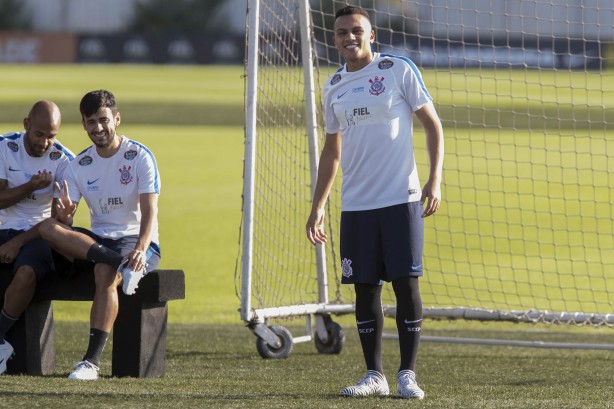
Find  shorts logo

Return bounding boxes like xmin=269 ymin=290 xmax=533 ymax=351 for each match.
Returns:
xmin=341 ymin=258 xmax=353 ymax=278
xmin=119 ymin=164 xmax=133 ymax=185
xmin=368 ymin=76 xmax=385 ymax=96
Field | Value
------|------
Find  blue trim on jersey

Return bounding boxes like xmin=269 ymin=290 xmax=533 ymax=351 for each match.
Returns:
xmin=1 ymin=132 xmax=22 ymax=140
xmin=76 ymin=146 xmax=92 ymax=157
xmin=126 ymin=139 xmax=160 ymax=194
xmin=380 ymin=53 xmax=432 ymax=101
xmin=53 ymin=142 xmax=75 ymax=159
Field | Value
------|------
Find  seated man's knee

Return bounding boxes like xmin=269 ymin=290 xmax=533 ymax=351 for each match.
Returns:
xmin=13 ymin=265 xmax=37 ymax=288
xmin=39 ymin=218 xmax=60 ymax=241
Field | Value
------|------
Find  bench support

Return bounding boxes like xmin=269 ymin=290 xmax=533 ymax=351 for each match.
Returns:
xmin=112 ymin=294 xmax=168 ymax=377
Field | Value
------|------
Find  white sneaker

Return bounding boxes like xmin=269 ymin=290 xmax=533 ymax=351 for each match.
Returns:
xmin=340 ymin=370 xmax=390 ymax=397
xmin=397 ymin=369 xmax=425 ymax=399
xmin=0 ymin=340 xmax=14 ymax=375
xmin=119 ymin=260 xmax=146 ymax=295
xmin=68 ymin=360 xmax=99 ymax=380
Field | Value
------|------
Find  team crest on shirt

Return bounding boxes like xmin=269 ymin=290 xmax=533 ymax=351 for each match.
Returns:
xmin=49 ymin=151 xmax=61 ymax=160
xmin=119 ymin=164 xmax=133 ymax=185
xmin=7 ymin=141 xmax=18 ymax=152
xmin=368 ymin=76 xmax=385 ymax=96
xmin=330 ymin=73 xmax=342 ymax=85
xmin=341 ymin=258 xmax=353 ymax=278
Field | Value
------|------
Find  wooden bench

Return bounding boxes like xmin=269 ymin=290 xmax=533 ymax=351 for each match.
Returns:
xmin=0 ymin=265 xmax=185 ymax=378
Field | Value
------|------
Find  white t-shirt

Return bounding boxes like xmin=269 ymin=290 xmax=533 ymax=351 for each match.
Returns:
xmin=0 ymin=132 xmax=74 ymax=230
xmin=63 ymin=136 xmax=160 ymax=244
xmin=323 ymin=53 xmax=432 ymax=211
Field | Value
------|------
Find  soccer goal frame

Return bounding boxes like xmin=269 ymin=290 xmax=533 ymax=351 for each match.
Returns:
xmin=238 ymin=0 xmax=614 ymax=358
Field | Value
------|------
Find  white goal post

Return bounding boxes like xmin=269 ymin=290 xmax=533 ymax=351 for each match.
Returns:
xmin=238 ymin=0 xmax=614 ymax=357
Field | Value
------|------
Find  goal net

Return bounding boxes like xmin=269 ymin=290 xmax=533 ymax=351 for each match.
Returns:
xmin=238 ymin=0 xmax=614 ymax=331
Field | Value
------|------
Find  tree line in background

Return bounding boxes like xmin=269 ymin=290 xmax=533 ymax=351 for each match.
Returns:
xmin=0 ymin=0 xmax=228 ymax=32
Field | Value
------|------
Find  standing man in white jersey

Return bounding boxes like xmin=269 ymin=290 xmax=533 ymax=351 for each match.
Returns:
xmin=306 ymin=6 xmax=444 ymax=400
xmin=39 ymin=90 xmax=161 ymax=380
xmin=0 ymin=101 xmax=74 ymax=375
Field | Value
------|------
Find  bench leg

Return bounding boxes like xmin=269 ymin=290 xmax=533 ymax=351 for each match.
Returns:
xmin=112 ymin=295 xmax=168 ymax=378
xmin=5 ymin=300 xmax=55 ymax=375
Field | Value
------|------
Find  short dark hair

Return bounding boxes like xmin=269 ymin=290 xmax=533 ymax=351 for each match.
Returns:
xmin=79 ymin=89 xmax=117 ymax=117
xmin=335 ymin=5 xmax=370 ymax=21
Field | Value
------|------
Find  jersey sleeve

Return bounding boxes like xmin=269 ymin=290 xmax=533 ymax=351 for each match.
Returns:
xmin=0 ymin=142 xmax=7 ymax=181
xmin=323 ymin=80 xmax=340 ymax=134
xmin=59 ymin=163 xmax=82 ymax=204
xmin=400 ymin=59 xmax=433 ymax=111
xmin=136 ymin=150 xmax=160 ymax=195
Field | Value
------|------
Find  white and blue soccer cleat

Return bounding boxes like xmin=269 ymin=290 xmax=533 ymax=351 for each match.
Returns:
xmin=68 ymin=360 xmax=99 ymax=380
xmin=397 ymin=369 xmax=425 ymax=399
xmin=119 ymin=260 xmax=146 ymax=295
xmin=340 ymin=370 xmax=390 ymax=397
xmin=0 ymin=339 xmax=14 ymax=375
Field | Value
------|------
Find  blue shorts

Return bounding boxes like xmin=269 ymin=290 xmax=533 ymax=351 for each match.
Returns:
xmin=0 ymin=229 xmax=55 ymax=281
xmin=340 ymin=202 xmax=424 ymax=285
xmin=67 ymin=227 xmax=161 ymax=274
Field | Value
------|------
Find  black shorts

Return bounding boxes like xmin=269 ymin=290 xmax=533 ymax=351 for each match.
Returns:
xmin=0 ymin=229 xmax=54 ymax=281
xmin=340 ymin=202 xmax=424 ymax=285
xmin=69 ymin=227 xmax=162 ymax=273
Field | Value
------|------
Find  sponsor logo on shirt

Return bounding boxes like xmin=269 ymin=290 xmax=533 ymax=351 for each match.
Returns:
xmin=378 ymin=59 xmax=394 ymax=69
xmin=79 ymin=156 xmax=93 ymax=166
xmin=124 ymin=150 xmax=137 ymax=160
xmin=7 ymin=142 xmax=18 ymax=152
xmin=330 ymin=73 xmax=342 ymax=85
xmin=352 ymin=86 xmax=365 ymax=94
xmin=49 ymin=151 xmax=61 ymax=160
xmin=87 ymin=178 xmax=100 ymax=191
xmin=368 ymin=76 xmax=386 ymax=96
xmin=344 ymin=107 xmax=372 ymax=127
xmin=99 ymin=197 xmax=125 ymax=214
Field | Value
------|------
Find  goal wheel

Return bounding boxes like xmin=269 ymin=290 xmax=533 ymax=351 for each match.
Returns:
xmin=315 ymin=320 xmax=345 ymax=355
xmin=256 ymin=325 xmax=293 ymax=359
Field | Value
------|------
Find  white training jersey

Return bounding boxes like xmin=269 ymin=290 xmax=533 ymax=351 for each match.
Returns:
xmin=63 ymin=136 xmax=160 ymax=244
xmin=0 ymin=131 xmax=74 ymax=230
xmin=323 ymin=52 xmax=433 ymax=211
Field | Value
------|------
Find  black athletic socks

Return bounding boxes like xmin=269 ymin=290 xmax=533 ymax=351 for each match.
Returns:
xmin=86 ymin=243 xmax=124 ymax=270
xmin=0 ymin=309 xmax=18 ymax=342
xmin=354 ymin=283 xmax=384 ymax=374
xmin=392 ymin=277 xmax=423 ymax=372
xmin=83 ymin=328 xmax=109 ymax=366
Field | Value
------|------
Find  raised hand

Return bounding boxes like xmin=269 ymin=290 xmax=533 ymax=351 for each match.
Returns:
xmin=54 ymin=180 xmax=77 ymax=224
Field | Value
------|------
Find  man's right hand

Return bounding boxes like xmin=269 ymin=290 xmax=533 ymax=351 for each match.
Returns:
xmin=29 ymin=170 xmax=53 ymax=190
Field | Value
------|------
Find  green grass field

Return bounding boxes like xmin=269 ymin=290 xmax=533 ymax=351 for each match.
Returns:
xmin=0 ymin=64 xmax=613 ymax=408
